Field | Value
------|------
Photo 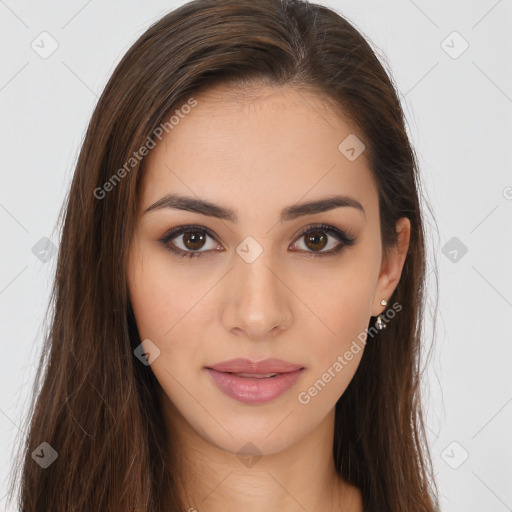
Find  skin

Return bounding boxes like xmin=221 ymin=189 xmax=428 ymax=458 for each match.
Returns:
xmin=126 ymin=83 xmax=410 ymax=512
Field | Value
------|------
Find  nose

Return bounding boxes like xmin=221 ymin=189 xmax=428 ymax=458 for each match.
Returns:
xmin=221 ymin=247 xmax=293 ymax=341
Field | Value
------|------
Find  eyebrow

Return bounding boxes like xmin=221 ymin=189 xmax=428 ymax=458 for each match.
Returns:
xmin=144 ymin=193 xmax=366 ymax=222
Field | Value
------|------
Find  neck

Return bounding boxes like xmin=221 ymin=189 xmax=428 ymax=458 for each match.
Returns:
xmin=161 ymin=397 xmax=362 ymax=512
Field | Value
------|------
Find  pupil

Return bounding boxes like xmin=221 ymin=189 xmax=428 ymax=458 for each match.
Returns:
xmin=184 ymin=232 xmax=205 ymax=250
xmin=306 ymin=232 xmax=327 ymax=251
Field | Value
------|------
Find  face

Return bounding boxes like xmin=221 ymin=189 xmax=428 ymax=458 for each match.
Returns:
xmin=126 ymin=84 xmax=410 ymax=456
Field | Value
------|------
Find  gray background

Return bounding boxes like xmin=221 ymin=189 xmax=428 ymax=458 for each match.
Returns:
xmin=1 ymin=1 xmax=511 ymax=510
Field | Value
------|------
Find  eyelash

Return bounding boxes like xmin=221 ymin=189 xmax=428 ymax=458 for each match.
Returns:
xmin=158 ymin=223 xmax=357 ymax=259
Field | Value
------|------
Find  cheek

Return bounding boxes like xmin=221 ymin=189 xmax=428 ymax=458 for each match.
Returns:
xmin=302 ymin=264 xmax=374 ymax=343
xmin=127 ymin=246 xmax=204 ymax=341
xmin=295 ymin=266 xmax=374 ymax=401
xmin=127 ymin=254 xmax=168 ymax=340
xmin=296 ymin=293 xmax=368 ymax=410
xmin=127 ymin=246 xmax=214 ymax=385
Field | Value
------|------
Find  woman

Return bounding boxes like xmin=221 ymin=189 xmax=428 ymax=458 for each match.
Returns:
xmin=10 ymin=0 xmax=440 ymax=510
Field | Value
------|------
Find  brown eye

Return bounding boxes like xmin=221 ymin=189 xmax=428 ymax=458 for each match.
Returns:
xmin=304 ymin=231 xmax=328 ymax=252
xmin=291 ymin=224 xmax=357 ymax=257
xmin=182 ymin=231 xmax=207 ymax=251
xmin=159 ymin=225 xmax=221 ymax=259
xmin=159 ymin=223 xmax=357 ymax=260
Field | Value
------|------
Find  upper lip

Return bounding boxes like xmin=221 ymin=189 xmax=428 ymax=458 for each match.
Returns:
xmin=206 ymin=358 xmax=304 ymax=374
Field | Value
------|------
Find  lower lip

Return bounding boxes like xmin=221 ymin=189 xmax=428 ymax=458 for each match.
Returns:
xmin=205 ymin=368 xmax=304 ymax=404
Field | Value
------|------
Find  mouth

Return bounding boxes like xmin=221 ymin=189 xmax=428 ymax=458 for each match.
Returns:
xmin=205 ymin=357 xmax=304 ymax=375
xmin=222 ymin=372 xmax=280 ymax=378
xmin=204 ymin=364 xmax=305 ymax=405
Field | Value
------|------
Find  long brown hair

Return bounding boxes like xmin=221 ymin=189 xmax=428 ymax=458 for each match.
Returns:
xmin=9 ymin=0 xmax=439 ymax=510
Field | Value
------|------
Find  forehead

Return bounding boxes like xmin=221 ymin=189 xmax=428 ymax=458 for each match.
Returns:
xmin=139 ymin=84 xmax=378 ymax=221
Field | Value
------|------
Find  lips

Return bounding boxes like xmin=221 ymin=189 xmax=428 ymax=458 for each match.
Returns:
xmin=234 ymin=372 xmax=278 ymax=378
xmin=205 ymin=357 xmax=304 ymax=374
xmin=204 ymin=358 xmax=305 ymax=404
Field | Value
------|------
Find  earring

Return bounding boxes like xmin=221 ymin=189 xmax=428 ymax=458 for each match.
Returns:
xmin=375 ymin=299 xmax=387 ymax=330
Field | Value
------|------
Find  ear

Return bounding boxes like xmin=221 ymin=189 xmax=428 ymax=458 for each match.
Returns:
xmin=371 ymin=217 xmax=411 ymax=316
